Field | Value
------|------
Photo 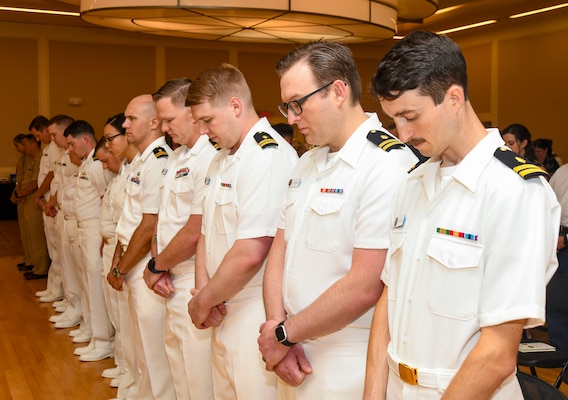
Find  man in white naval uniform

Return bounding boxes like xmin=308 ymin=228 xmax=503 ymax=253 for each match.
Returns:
xmin=65 ymin=120 xmax=114 ymax=362
xmin=34 ymin=115 xmax=70 ymax=301
xmin=107 ymin=94 xmax=175 ymax=400
xmin=45 ymin=147 xmax=86 ymax=338
xmin=364 ymin=31 xmax=560 ymax=400
xmin=143 ymin=78 xmax=217 ymax=400
xmin=258 ymin=42 xmax=417 ymax=400
xmin=187 ymin=64 xmax=298 ymax=400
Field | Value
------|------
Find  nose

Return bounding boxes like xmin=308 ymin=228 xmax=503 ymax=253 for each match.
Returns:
xmin=287 ymin=110 xmax=300 ymax=126
xmin=198 ymin=123 xmax=209 ymax=136
xmin=395 ymin=122 xmax=413 ymax=143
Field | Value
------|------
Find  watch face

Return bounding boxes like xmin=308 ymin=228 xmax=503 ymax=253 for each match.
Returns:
xmin=112 ymin=267 xmax=118 ymax=277
xmin=275 ymin=325 xmax=286 ymax=342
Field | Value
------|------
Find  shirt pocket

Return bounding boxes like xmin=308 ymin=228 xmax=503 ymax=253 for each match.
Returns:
xmin=214 ymin=188 xmax=236 ymax=235
xmin=306 ymin=195 xmax=345 ymax=252
xmin=171 ymin=178 xmax=193 ymax=218
xmin=426 ymin=235 xmax=483 ymax=320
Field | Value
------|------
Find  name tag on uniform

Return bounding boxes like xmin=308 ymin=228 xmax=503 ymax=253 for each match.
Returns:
xmin=394 ymin=215 xmax=406 ymax=228
xmin=289 ymin=178 xmax=301 ymax=188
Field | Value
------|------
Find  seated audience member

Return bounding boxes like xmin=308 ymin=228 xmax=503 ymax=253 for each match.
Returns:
xmin=500 ymin=123 xmax=536 ymax=162
xmin=534 ymin=138 xmax=560 ymax=175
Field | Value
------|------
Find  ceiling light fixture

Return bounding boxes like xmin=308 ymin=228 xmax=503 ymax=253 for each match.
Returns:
xmin=80 ymin=0 xmax=439 ymax=44
xmin=0 ymin=6 xmax=79 ymax=17
xmin=437 ymin=19 xmax=497 ymax=35
xmin=509 ymin=3 xmax=568 ymax=19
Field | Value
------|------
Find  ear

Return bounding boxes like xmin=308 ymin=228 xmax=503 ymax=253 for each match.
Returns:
xmin=229 ymin=97 xmax=243 ymax=117
xmin=447 ymin=84 xmax=465 ymax=109
xmin=149 ymin=115 xmax=160 ymax=130
xmin=332 ymin=80 xmax=348 ymax=105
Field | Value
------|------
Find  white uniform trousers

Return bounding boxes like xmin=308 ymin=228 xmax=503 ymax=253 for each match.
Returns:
xmin=165 ymin=264 xmax=214 ymax=400
xmin=102 ymin=236 xmax=122 ymax=364
xmin=211 ymin=292 xmax=277 ymax=400
xmin=102 ymin=236 xmax=140 ymax=400
xmin=116 ymin=282 xmax=140 ymax=400
xmin=60 ymin=215 xmax=85 ymax=326
xmin=279 ymin=326 xmax=370 ymax=400
xmin=77 ymin=219 xmax=114 ymax=350
xmin=44 ymin=212 xmax=63 ymax=296
xmin=124 ymin=254 xmax=175 ymax=400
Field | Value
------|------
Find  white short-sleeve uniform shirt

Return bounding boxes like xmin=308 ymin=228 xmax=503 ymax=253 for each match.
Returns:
xmin=201 ymin=117 xmax=298 ymax=296
xmin=383 ymin=129 xmax=560 ymax=398
xmin=157 ymin=135 xmax=217 ymax=255
xmin=281 ymin=113 xmax=417 ymax=328
xmin=116 ymin=137 xmax=172 ymax=247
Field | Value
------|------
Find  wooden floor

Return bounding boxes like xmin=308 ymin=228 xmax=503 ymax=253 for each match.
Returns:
xmin=0 ymin=220 xmax=116 ymax=400
xmin=0 ymin=219 xmax=567 ymax=399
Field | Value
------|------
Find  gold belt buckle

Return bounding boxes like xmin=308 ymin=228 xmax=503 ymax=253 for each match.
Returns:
xmin=399 ymin=362 xmax=418 ymax=385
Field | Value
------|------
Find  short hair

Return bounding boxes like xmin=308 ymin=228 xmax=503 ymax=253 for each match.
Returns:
xmin=276 ymin=41 xmax=362 ymax=105
xmin=153 ymin=78 xmax=192 ymax=107
xmin=272 ymin=123 xmax=293 ymax=139
xmin=13 ymin=133 xmax=27 ymax=144
xmin=95 ymin=137 xmax=107 ymax=154
xmin=64 ymin=120 xmax=95 ymax=139
xmin=371 ymin=31 xmax=469 ymax=105
xmin=48 ymin=114 xmax=75 ymax=130
xmin=105 ymin=113 xmax=126 ymax=135
xmin=23 ymin=133 xmax=40 ymax=146
xmin=28 ymin=115 xmax=49 ymax=131
xmin=186 ymin=63 xmax=253 ymax=108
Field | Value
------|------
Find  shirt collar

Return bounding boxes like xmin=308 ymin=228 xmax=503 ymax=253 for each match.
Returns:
xmin=314 ymin=112 xmax=384 ymax=170
xmin=409 ymin=128 xmax=503 ymax=193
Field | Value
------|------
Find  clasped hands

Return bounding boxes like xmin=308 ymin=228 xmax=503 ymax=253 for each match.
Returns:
xmin=258 ymin=320 xmax=312 ymax=386
xmin=187 ymin=288 xmax=227 ymax=329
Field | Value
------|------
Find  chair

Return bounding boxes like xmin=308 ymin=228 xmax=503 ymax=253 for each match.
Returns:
xmin=517 ymin=371 xmax=567 ymax=400
xmin=518 ymin=337 xmax=568 ymax=384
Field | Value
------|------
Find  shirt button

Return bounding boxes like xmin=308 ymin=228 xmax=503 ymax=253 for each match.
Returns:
xmin=402 ymin=335 xmax=407 ymax=343
xmin=408 ymin=295 xmax=413 ymax=302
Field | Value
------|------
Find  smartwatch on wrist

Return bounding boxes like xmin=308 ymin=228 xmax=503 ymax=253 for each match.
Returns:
xmin=275 ymin=320 xmax=296 ymax=346
xmin=147 ymin=257 xmax=162 ymax=274
xmin=112 ymin=265 xmax=127 ymax=278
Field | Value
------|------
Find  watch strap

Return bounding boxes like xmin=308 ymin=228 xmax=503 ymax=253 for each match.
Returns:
xmin=147 ymin=257 xmax=162 ymax=274
xmin=113 ymin=266 xmax=127 ymax=278
xmin=276 ymin=320 xmax=297 ymax=346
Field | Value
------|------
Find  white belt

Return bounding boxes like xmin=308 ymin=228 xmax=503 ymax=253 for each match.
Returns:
xmin=77 ymin=218 xmax=100 ymax=228
xmin=387 ymin=349 xmax=456 ymax=389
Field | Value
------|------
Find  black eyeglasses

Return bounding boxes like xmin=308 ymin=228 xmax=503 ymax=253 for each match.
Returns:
xmin=103 ymin=132 xmax=124 ymax=143
xmin=278 ymin=81 xmax=334 ymax=118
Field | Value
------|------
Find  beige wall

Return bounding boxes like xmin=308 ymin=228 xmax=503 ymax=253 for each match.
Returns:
xmin=1 ymin=11 xmax=567 ymax=171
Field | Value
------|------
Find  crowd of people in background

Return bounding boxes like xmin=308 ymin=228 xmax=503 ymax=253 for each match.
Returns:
xmin=8 ymin=32 xmax=566 ymax=400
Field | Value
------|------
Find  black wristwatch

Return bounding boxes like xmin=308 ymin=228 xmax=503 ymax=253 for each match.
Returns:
xmin=275 ymin=320 xmax=296 ymax=346
xmin=112 ymin=265 xmax=127 ymax=278
xmin=147 ymin=257 xmax=162 ymax=274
